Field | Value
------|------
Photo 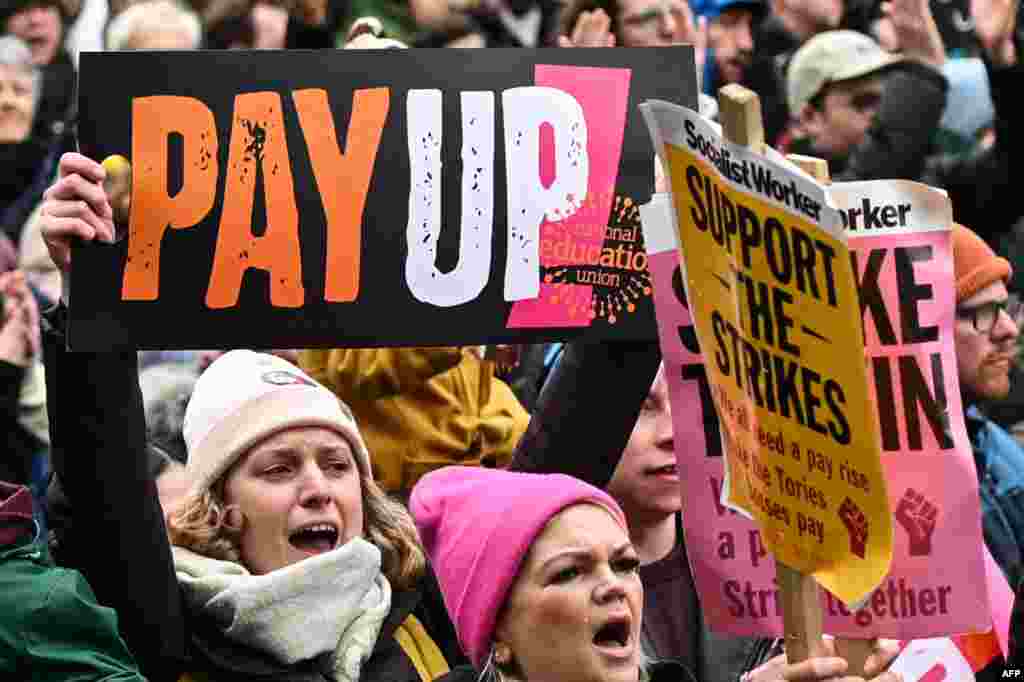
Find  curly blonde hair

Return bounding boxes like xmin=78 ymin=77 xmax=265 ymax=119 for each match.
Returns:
xmin=167 ymin=465 xmax=426 ymax=590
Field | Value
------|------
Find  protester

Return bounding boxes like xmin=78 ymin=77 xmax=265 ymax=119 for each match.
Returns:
xmin=412 ymin=466 xmax=900 ymax=682
xmin=0 ymin=480 xmax=149 ymax=679
xmin=691 ymin=0 xmax=764 ymax=90
xmin=0 ymin=0 xmax=76 ymax=152
xmin=39 ymin=153 xmax=467 ymax=682
xmin=414 ymin=0 xmax=562 ymax=47
xmin=509 ymin=349 xmax=906 ymax=681
xmin=785 ymin=0 xmax=1021 ymax=242
xmin=950 ymin=223 xmax=1024 ymax=592
xmin=300 ymin=345 xmax=530 ymax=501
xmin=104 ymin=0 xmax=203 ymax=50
xmin=139 ymin=361 xmax=197 ymax=465
xmin=0 ymin=35 xmax=55 ymax=246
xmin=556 ymin=0 xmax=700 ymax=47
xmin=602 ymin=365 xmax=772 ymax=678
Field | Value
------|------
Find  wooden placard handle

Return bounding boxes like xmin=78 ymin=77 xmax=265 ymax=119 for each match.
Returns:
xmin=784 ymin=151 xmax=878 ymax=678
xmin=716 ymin=84 xmax=830 ymax=667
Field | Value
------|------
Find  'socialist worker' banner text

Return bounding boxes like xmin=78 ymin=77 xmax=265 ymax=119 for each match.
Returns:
xmin=641 ymin=101 xmax=892 ymax=608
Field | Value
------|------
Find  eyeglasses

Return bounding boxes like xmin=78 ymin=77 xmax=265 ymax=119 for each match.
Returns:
xmin=956 ymin=297 xmax=1024 ymax=335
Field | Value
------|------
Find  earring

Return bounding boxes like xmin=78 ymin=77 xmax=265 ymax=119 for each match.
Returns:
xmin=494 ymin=643 xmax=512 ymax=666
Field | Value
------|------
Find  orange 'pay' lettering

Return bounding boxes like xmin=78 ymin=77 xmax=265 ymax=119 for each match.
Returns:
xmin=293 ymin=88 xmax=389 ymax=302
xmin=122 ymin=96 xmax=218 ymax=301
xmin=206 ymin=92 xmax=305 ymax=309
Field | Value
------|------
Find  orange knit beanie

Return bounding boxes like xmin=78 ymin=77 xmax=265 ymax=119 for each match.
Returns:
xmin=952 ymin=223 xmax=1012 ymax=303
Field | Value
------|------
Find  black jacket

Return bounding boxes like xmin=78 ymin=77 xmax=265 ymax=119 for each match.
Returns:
xmin=42 ymin=302 xmax=465 ymax=682
xmin=787 ymin=61 xmax=948 ymax=184
xmin=1 ymin=360 xmax=41 ymax=487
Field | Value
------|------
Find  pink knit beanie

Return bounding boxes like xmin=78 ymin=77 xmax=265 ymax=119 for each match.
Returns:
xmin=409 ymin=466 xmax=628 ymax=669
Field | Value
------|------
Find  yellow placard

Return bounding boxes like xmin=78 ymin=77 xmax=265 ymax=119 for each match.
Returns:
xmin=649 ymin=104 xmax=892 ymax=607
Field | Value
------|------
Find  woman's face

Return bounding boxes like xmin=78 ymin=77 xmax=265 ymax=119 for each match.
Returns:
xmin=5 ymin=3 xmax=62 ymax=65
xmin=496 ymin=504 xmax=643 ymax=682
xmin=223 ymin=426 xmax=364 ymax=575
xmin=0 ymin=64 xmax=34 ymax=142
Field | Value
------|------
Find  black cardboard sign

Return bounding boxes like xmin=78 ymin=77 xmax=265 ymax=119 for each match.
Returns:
xmin=73 ymin=47 xmax=696 ymax=349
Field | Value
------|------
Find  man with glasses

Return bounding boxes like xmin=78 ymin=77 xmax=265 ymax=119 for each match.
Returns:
xmin=953 ymin=223 xmax=1024 ymax=591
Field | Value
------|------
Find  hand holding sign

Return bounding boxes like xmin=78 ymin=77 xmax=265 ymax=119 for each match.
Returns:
xmin=745 ymin=638 xmax=902 ymax=682
xmin=101 ymin=154 xmax=131 ymax=236
xmin=39 ymin=152 xmax=116 ymax=273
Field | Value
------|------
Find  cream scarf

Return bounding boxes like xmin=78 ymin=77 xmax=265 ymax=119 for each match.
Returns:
xmin=173 ymin=537 xmax=392 ymax=682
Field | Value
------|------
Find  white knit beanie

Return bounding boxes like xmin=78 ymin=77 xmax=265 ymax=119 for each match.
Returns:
xmin=182 ymin=350 xmax=372 ymax=497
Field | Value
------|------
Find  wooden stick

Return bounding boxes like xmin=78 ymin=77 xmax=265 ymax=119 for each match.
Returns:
xmin=786 ymin=154 xmax=830 ymax=184
xmin=785 ymin=152 xmax=877 ymax=678
xmin=716 ymin=84 xmax=828 ymax=666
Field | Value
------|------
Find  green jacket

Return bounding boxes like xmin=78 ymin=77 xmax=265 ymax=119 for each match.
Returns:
xmin=0 ymin=483 xmax=146 ymax=680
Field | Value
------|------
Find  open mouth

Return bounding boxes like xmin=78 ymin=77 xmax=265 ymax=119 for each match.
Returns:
xmin=592 ymin=615 xmax=633 ymax=654
xmin=289 ymin=522 xmax=340 ymax=554
xmin=24 ymin=34 xmax=47 ymax=50
xmin=645 ymin=463 xmax=678 ymax=478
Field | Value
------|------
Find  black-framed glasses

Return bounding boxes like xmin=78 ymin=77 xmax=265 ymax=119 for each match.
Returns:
xmin=956 ymin=296 xmax=1024 ymax=334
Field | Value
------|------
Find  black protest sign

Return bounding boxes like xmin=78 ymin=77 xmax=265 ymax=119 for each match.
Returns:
xmin=71 ymin=47 xmax=696 ymax=349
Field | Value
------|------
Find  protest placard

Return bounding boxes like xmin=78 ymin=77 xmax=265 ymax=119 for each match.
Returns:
xmin=641 ymin=99 xmax=892 ymax=608
xmin=70 ymin=48 xmax=695 ymax=350
xmin=641 ymin=165 xmax=996 ymax=640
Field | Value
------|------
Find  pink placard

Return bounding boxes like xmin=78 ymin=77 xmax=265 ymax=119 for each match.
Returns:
xmin=644 ymin=181 xmax=993 ymax=639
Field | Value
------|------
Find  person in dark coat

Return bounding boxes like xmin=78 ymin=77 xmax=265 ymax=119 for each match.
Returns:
xmin=39 ymin=152 xmax=467 ymax=682
xmin=1 ymin=0 xmax=76 ymax=153
xmin=0 ymin=35 xmax=59 ymax=244
xmin=784 ymin=0 xmax=1023 ymax=246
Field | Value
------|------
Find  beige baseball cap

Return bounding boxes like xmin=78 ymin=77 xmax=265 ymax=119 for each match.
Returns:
xmin=787 ymin=30 xmax=905 ymax=115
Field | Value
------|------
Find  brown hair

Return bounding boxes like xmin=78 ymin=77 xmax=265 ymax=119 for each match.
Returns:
xmin=166 ymin=459 xmax=427 ymax=589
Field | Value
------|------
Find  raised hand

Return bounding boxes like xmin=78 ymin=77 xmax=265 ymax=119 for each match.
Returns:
xmin=0 ymin=271 xmax=41 ymax=367
xmin=971 ymin=0 xmax=1019 ymax=65
xmin=558 ymin=9 xmax=616 ymax=48
xmin=881 ymin=0 xmax=946 ymax=67
xmin=39 ymin=153 xmax=115 ymax=275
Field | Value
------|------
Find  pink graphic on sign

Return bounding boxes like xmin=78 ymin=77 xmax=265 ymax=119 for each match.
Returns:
xmin=505 ymin=64 xmax=631 ymax=328
xmin=645 ymin=196 xmax=992 ymax=639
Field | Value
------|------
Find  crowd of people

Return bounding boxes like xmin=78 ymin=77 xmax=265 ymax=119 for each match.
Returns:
xmin=2 ymin=0 xmax=1024 ymax=677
